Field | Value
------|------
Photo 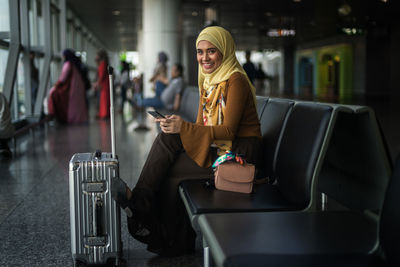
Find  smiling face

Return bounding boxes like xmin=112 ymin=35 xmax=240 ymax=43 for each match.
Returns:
xmin=196 ymin=40 xmax=223 ymax=74
xmin=170 ymin=65 xmax=179 ymax=78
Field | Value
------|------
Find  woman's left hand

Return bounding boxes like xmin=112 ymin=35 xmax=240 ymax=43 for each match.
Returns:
xmin=157 ymin=115 xmax=183 ymax=134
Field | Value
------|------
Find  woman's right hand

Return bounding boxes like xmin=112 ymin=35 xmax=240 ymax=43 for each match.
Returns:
xmin=156 ymin=115 xmax=183 ymax=134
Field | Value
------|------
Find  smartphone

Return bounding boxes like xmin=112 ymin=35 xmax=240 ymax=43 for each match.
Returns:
xmin=147 ymin=110 xmax=166 ymax=119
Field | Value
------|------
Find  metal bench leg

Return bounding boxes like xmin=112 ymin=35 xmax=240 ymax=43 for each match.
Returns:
xmin=204 ymin=246 xmax=210 ymax=267
xmin=321 ymin=192 xmax=328 ymax=210
xmin=203 ymin=238 xmax=214 ymax=267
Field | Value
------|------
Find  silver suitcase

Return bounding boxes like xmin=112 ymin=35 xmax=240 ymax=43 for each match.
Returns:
xmin=69 ymin=151 xmax=123 ymax=266
xmin=69 ymin=66 xmax=124 ymax=266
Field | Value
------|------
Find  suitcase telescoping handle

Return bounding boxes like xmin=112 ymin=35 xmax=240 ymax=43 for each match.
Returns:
xmin=107 ymin=66 xmax=116 ymax=158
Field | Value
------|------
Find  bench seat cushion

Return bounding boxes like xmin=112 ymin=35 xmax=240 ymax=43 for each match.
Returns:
xmin=179 ymin=179 xmax=302 ymax=215
xmin=199 ymin=211 xmax=380 ymax=267
xmin=224 ymin=253 xmax=383 ymax=267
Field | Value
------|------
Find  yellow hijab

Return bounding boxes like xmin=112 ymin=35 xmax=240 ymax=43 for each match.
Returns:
xmin=196 ymin=26 xmax=256 ymax=102
xmin=196 ymin=26 xmax=256 ymax=155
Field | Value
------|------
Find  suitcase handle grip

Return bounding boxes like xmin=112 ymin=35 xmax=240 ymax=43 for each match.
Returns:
xmin=108 ymin=65 xmax=116 ymax=158
xmin=94 ymin=150 xmax=102 ymax=159
xmin=107 ymin=65 xmax=114 ymax=75
xmin=94 ymin=195 xmax=104 ymax=236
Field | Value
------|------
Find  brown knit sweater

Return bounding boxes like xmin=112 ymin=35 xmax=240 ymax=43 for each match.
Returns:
xmin=180 ymin=72 xmax=261 ymax=167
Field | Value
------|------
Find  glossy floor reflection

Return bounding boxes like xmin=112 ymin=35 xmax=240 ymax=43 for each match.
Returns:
xmin=0 ymin=111 xmax=202 ymax=267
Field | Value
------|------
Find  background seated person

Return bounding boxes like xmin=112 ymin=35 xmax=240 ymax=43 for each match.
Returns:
xmin=0 ymin=92 xmax=15 ymax=159
xmin=158 ymin=63 xmax=184 ymax=111
xmin=138 ymin=63 xmax=184 ymax=111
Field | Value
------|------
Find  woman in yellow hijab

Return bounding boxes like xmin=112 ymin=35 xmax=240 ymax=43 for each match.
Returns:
xmin=112 ymin=26 xmax=261 ymax=256
xmin=165 ymin=25 xmax=262 ymax=167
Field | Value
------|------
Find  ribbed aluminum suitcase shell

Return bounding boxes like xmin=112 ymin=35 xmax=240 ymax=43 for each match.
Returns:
xmin=69 ymin=152 xmax=122 ymax=266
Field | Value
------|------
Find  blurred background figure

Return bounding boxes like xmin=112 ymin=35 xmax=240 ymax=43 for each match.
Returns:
xmin=76 ymin=53 xmax=91 ymax=108
xmin=132 ymin=73 xmax=143 ymax=106
xmin=254 ymin=62 xmax=266 ymax=95
xmin=29 ymin=51 xmax=39 ymax=112
xmin=94 ymin=49 xmax=110 ymax=120
xmin=118 ymin=60 xmax=131 ymax=113
xmin=149 ymin=51 xmax=168 ymax=86
xmin=157 ymin=63 xmax=184 ymax=111
xmin=243 ymin=50 xmax=256 ymax=85
xmin=47 ymin=49 xmax=88 ymax=124
xmin=148 ymin=51 xmax=169 ymax=99
xmin=0 ymin=92 xmax=15 ymax=160
xmin=137 ymin=63 xmax=184 ymax=111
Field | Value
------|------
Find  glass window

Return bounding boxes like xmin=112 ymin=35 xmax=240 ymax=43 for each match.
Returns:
xmin=29 ymin=0 xmax=38 ymax=46
xmin=76 ymin=29 xmax=82 ymax=51
xmin=50 ymin=60 xmax=61 ymax=85
xmin=16 ymin=54 xmax=26 ymax=118
xmin=29 ymin=0 xmax=44 ymax=47
xmin=0 ymin=48 xmax=9 ymax=92
xmin=51 ymin=9 xmax=60 ymax=54
xmin=37 ymin=55 xmax=44 ymax=76
xmin=67 ymin=21 xmax=73 ymax=49
xmin=10 ymin=54 xmax=26 ymax=120
xmin=37 ymin=0 xmax=45 ymax=47
xmin=0 ymin=0 xmax=10 ymax=32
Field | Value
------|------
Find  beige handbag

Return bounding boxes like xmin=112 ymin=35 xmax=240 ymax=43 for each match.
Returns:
xmin=214 ymin=161 xmax=255 ymax=194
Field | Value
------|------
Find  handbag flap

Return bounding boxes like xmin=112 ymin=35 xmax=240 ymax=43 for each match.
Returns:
xmin=216 ymin=162 xmax=255 ymax=183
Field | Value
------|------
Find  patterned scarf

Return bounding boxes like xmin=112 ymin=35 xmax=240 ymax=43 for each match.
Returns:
xmin=201 ymin=81 xmax=231 ymax=155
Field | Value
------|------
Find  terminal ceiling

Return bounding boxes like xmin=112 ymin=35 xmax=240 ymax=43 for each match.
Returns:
xmin=66 ymin=0 xmax=394 ymax=52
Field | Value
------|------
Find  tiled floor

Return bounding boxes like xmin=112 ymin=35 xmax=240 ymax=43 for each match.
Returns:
xmin=0 ymin=110 xmax=202 ymax=267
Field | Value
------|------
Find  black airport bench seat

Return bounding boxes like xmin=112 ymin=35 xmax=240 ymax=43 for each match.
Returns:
xmin=199 ymin=211 xmax=380 ymax=267
xmin=198 ymin=155 xmax=399 ymax=267
xmin=180 ymin=99 xmax=334 ymax=225
xmin=175 ymin=96 xmax=393 ymax=266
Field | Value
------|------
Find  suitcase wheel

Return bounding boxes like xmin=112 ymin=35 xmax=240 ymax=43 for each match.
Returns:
xmin=119 ymin=258 xmax=127 ymax=267
xmin=107 ymin=257 xmax=127 ymax=267
xmin=73 ymin=260 xmax=86 ymax=267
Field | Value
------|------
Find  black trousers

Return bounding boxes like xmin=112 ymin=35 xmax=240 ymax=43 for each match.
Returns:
xmin=127 ymin=132 xmax=262 ymax=256
xmin=127 ymin=133 xmax=214 ymax=256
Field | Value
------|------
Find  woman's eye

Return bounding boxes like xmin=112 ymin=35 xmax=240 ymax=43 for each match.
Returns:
xmin=208 ymin=49 xmax=216 ymax=54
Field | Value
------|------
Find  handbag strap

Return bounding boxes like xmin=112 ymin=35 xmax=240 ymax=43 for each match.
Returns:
xmin=212 ymin=150 xmax=246 ymax=168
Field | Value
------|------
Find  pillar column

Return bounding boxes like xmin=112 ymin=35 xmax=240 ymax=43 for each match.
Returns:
xmin=140 ymin=0 xmax=180 ymax=97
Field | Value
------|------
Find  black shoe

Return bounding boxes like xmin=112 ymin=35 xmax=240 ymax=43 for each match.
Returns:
xmin=111 ymin=177 xmax=134 ymax=217
xmin=0 ymin=140 xmax=12 ymax=160
xmin=0 ymin=148 xmax=12 ymax=160
xmin=134 ymin=125 xmax=150 ymax=131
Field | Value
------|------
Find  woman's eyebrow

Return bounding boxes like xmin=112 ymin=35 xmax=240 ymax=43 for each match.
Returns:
xmin=196 ymin=47 xmax=217 ymax=52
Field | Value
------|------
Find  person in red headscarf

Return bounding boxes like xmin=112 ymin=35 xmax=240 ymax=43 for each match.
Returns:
xmin=48 ymin=49 xmax=88 ymax=123
xmin=94 ymin=49 xmax=110 ymax=119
